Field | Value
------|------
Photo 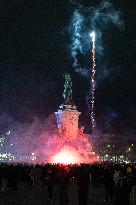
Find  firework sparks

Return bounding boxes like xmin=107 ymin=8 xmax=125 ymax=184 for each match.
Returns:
xmin=50 ymin=147 xmax=81 ymax=164
xmin=90 ymin=31 xmax=96 ymax=131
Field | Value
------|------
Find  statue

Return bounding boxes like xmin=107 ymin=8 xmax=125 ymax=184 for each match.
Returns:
xmin=63 ymin=73 xmax=72 ymax=104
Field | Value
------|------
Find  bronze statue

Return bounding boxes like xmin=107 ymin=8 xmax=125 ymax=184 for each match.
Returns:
xmin=63 ymin=73 xmax=73 ymax=104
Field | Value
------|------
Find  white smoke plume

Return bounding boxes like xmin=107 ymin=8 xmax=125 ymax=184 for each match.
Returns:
xmin=70 ymin=10 xmax=84 ymax=69
xmin=69 ymin=0 xmax=124 ymax=76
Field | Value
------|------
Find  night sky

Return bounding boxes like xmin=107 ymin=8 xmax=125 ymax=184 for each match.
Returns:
xmin=0 ymin=0 xmax=135 ymax=135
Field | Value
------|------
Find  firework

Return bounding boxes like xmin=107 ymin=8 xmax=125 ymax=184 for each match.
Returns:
xmin=51 ymin=147 xmax=81 ymax=164
xmin=90 ymin=31 xmax=96 ymax=131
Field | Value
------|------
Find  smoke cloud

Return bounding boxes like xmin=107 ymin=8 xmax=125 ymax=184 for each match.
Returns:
xmin=0 ymin=112 xmax=57 ymax=163
xmin=69 ymin=0 xmax=124 ymax=76
xmin=70 ymin=10 xmax=84 ymax=69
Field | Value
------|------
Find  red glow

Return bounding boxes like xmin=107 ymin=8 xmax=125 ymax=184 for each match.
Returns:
xmin=51 ymin=147 xmax=81 ymax=164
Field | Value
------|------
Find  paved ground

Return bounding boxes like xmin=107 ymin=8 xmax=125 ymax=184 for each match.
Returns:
xmin=0 ymin=182 xmax=115 ymax=205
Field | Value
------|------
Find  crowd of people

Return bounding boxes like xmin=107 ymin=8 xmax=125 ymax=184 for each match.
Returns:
xmin=0 ymin=162 xmax=136 ymax=205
